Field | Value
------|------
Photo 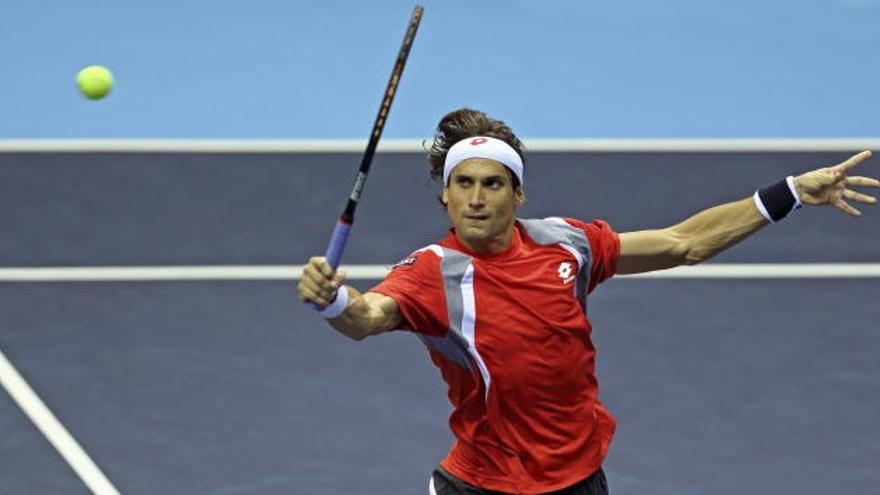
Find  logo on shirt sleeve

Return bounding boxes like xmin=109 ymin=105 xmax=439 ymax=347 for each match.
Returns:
xmin=391 ymin=255 xmax=418 ymax=270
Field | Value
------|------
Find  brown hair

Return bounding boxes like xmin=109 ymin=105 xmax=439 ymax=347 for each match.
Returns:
xmin=427 ymin=108 xmax=525 ymax=193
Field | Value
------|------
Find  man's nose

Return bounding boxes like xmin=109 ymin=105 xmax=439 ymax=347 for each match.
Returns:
xmin=468 ymin=185 xmax=485 ymax=208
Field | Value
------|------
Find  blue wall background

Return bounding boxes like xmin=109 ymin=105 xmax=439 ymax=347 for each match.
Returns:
xmin=2 ymin=0 xmax=879 ymax=138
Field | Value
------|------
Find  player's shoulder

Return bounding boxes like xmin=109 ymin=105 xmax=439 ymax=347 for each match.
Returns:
xmin=558 ymin=217 xmax=614 ymax=232
xmin=388 ymin=244 xmax=444 ymax=273
xmin=518 ymin=216 xmax=616 ymax=240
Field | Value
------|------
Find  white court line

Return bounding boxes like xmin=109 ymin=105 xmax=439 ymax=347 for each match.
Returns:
xmin=0 ymin=348 xmax=121 ymax=495
xmin=0 ymin=138 xmax=878 ymax=153
xmin=0 ymin=264 xmax=879 ymax=281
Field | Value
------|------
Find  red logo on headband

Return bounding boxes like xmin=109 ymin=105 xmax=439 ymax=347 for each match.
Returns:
xmin=469 ymin=137 xmax=488 ymax=146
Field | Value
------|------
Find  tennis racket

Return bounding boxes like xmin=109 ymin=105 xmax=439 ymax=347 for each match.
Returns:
xmin=309 ymin=5 xmax=424 ymax=310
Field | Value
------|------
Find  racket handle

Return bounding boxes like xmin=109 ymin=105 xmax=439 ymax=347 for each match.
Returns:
xmin=324 ymin=220 xmax=351 ymax=270
xmin=306 ymin=220 xmax=352 ymax=312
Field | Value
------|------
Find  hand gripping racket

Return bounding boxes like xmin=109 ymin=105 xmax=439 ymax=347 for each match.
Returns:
xmin=309 ymin=5 xmax=424 ymax=311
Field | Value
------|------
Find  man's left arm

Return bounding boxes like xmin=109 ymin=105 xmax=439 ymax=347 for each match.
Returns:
xmin=617 ymin=150 xmax=879 ymax=275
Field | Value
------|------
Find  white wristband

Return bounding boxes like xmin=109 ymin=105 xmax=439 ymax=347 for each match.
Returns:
xmin=319 ymin=286 xmax=349 ymax=319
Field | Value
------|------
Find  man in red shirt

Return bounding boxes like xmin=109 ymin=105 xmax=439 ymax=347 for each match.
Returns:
xmin=297 ymin=109 xmax=877 ymax=495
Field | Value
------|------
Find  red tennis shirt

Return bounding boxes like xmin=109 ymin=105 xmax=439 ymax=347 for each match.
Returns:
xmin=370 ymin=217 xmax=620 ymax=494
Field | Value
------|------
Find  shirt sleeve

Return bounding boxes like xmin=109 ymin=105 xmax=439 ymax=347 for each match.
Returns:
xmin=564 ymin=218 xmax=621 ymax=293
xmin=368 ymin=250 xmax=448 ymax=336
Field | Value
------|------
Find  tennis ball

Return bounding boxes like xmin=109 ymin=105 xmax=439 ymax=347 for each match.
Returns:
xmin=76 ymin=65 xmax=114 ymax=100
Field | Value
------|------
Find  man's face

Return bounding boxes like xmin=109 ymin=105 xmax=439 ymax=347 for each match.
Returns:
xmin=442 ymin=158 xmax=524 ymax=251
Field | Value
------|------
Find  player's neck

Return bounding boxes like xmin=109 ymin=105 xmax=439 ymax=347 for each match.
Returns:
xmin=455 ymin=226 xmax=515 ymax=255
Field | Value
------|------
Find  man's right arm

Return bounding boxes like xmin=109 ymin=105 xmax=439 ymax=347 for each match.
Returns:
xmin=298 ymin=257 xmax=403 ymax=341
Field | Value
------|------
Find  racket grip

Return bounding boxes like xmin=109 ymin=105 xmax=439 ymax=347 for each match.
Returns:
xmin=324 ymin=220 xmax=351 ymax=270
xmin=306 ymin=220 xmax=352 ymax=312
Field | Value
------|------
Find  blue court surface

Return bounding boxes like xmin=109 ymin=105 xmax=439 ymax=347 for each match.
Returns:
xmin=1 ymin=147 xmax=878 ymax=494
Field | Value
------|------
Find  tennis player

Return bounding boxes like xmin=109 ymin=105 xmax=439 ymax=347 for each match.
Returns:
xmin=298 ymin=108 xmax=877 ymax=495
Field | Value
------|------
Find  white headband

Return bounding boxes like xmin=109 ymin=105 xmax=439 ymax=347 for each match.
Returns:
xmin=443 ymin=136 xmax=524 ymax=187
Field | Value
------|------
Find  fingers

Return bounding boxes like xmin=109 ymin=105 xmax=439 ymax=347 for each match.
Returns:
xmin=298 ymin=256 xmax=339 ymax=305
xmin=312 ymin=256 xmax=334 ymax=278
xmin=835 ymin=150 xmax=872 ymax=173
xmin=331 ymin=269 xmax=348 ymax=288
xmin=846 ymin=176 xmax=880 ymax=188
xmin=298 ymin=284 xmax=333 ymax=307
xmin=833 ymin=198 xmax=862 ymax=217
xmin=843 ymin=188 xmax=877 ymax=204
xmin=303 ymin=261 xmax=335 ymax=291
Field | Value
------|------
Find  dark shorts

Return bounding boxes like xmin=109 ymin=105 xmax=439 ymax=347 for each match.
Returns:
xmin=429 ymin=466 xmax=609 ymax=495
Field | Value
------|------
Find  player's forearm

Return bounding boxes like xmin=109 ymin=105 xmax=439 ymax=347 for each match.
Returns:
xmin=326 ymin=288 xmax=399 ymax=341
xmin=324 ymin=287 xmax=376 ymax=340
xmin=670 ymin=197 xmax=768 ymax=264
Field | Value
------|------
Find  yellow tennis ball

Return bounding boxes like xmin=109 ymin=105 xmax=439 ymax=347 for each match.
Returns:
xmin=76 ymin=65 xmax=114 ymax=100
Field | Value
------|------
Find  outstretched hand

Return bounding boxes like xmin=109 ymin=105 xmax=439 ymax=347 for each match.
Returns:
xmin=795 ymin=150 xmax=879 ymax=216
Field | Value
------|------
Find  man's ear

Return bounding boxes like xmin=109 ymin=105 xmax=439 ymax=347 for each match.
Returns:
xmin=514 ymin=187 xmax=526 ymax=207
xmin=441 ymin=188 xmax=449 ymax=206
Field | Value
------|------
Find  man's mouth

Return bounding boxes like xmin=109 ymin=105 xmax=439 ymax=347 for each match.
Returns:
xmin=464 ymin=214 xmax=489 ymax=221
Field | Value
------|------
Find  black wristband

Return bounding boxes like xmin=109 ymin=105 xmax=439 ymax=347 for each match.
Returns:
xmin=754 ymin=176 xmax=802 ymax=223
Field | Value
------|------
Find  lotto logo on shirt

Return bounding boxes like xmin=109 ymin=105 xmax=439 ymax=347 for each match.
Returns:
xmin=391 ymin=256 xmax=417 ymax=270
xmin=558 ymin=262 xmax=575 ymax=284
